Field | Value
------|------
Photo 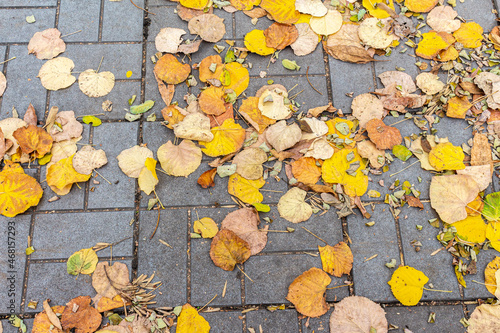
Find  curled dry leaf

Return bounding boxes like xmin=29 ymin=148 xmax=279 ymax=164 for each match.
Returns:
xmin=471 ymin=133 xmax=493 ymax=171
xmin=197 ymin=168 xmax=217 ymax=188
xmin=260 ymin=0 xmax=300 ymax=25
xmin=474 ymin=72 xmax=500 ymax=110
xmin=277 ymin=187 xmax=313 ymax=223
xmin=286 ymin=267 xmax=331 ymax=318
xmin=266 ymin=120 xmax=302 ymax=153
xmin=178 ymin=39 xmax=202 ymax=54
xmin=238 ymin=96 xmax=276 ymax=133
xmin=177 ymin=303 xmax=211 ymax=333
xmin=72 ymin=145 xmax=108 ymax=175
xmin=228 ymin=173 xmax=265 ymax=204
xmin=416 ymin=72 xmax=445 ymax=95
xmin=117 ymin=145 xmax=154 ymax=178
xmin=37 ymin=57 xmax=76 ymax=91
xmin=357 ymin=140 xmax=385 ymax=169
xmin=174 ymin=112 xmax=214 ymax=142
xmin=233 ymin=147 xmax=268 ymax=180
xmin=188 ymin=14 xmax=226 ymax=43
xmin=50 ymin=137 xmax=80 ymax=164
xmin=359 ymin=17 xmax=396 ymax=49
xmin=13 ymin=124 xmax=53 ymax=157
xmin=319 ymin=241 xmax=353 ymax=277
xmin=426 ymin=6 xmax=460 ymax=33
xmin=92 ymin=261 xmax=130 ymax=296
xmin=221 ymin=207 xmax=268 ymax=255
xmin=263 ymin=23 xmax=298 ymax=50
xmin=366 ymin=119 xmax=402 ymax=150
xmin=28 ymin=28 xmax=66 ymax=59
xmin=468 ymin=304 xmax=500 ymax=333
xmin=49 ymin=110 xmax=83 ymax=142
xmin=155 ymin=27 xmax=185 ymax=53
xmin=157 ymin=140 xmax=202 ymax=177
xmin=0 ymin=72 xmax=5 ymax=97
xmin=304 ymin=138 xmax=334 ymax=160
xmin=60 ymin=296 xmax=102 ymax=333
xmin=324 ymin=24 xmax=374 ymax=64
xmin=154 ymin=54 xmax=191 ymax=85
xmin=351 ymin=93 xmax=384 ymax=128
xmin=24 ymin=103 xmax=37 ymax=126
xmin=388 ymin=266 xmax=429 ymax=306
xmin=290 ymin=23 xmax=319 ymax=56
xmin=329 ymin=296 xmax=388 ymax=333
xmin=210 ymin=229 xmax=251 ymax=271
xmin=78 ymin=69 xmax=115 ymax=98
xmin=309 ymin=10 xmax=342 ymax=36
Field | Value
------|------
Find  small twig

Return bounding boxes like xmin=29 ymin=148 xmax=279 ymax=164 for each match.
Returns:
xmin=94 ymin=170 xmax=112 ymax=184
xmin=159 ymin=239 xmax=173 ymax=248
xmin=326 ymin=283 xmax=352 ymax=290
xmin=130 ymin=0 xmax=156 ymax=15
xmin=363 ymin=254 xmax=378 ymax=262
xmin=60 ymin=30 xmax=82 ymax=38
xmin=0 ymin=56 xmax=16 ymax=65
xmin=154 ymin=189 xmax=165 ymax=209
xmin=259 ymin=189 xmax=283 ymax=193
xmin=150 ymin=209 xmax=161 ymax=240
xmin=422 ymin=287 xmax=453 ymax=293
xmin=389 ymin=117 xmax=412 ymax=127
xmin=262 ymin=229 xmax=291 ymax=233
xmin=389 ymin=160 xmax=420 ymax=177
xmin=289 ymin=89 xmax=304 ymax=100
xmin=97 ymin=56 xmax=104 ymax=73
xmin=306 ymin=66 xmax=322 ymax=95
xmin=198 ymin=294 xmax=217 ymax=312
xmin=301 ymin=227 xmax=328 ymax=244
xmin=222 ymin=280 xmax=227 ymax=298
xmin=237 ymin=265 xmax=254 ymax=282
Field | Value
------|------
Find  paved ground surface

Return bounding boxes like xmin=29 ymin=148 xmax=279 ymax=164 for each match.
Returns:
xmin=0 ymin=0 xmax=500 ymax=332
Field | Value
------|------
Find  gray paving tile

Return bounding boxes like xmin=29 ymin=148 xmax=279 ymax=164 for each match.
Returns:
xmin=433 ymin=116 xmax=473 ymax=147
xmin=64 ymin=44 xmax=143 ymax=80
xmin=385 ymin=305 xmax=466 ymax=333
xmin=32 ymin=211 xmax=134 ymax=259
xmin=58 ymin=0 xmax=100 ymax=42
xmin=329 ymin=58 xmax=376 ymax=114
xmin=1 ymin=45 xmax=48 ymax=121
xmin=138 ymin=209 xmax=188 ymax=307
xmin=246 ymin=309 xmax=300 ymax=333
xmin=301 ymin=308 xmax=332 ymax=333
xmin=0 ymin=0 xmax=56 ymax=5
xmin=455 ymin=0 xmax=497 ymax=32
xmin=0 ymin=8 xmax=56 ymax=43
xmin=374 ymin=48 xmax=419 ymax=89
xmin=0 ymin=46 xmax=6 ymax=71
xmin=102 ymin=0 xmax=144 ymax=42
xmin=0 ymin=215 xmax=30 ymax=315
xmin=49 ymin=81 xmax=141 ymax=120
xmin=348 ymin=203 xmax=400 ymax=302
xmin=398 ymin=205 xmax=461 ymax=301
xmin=87 ymin=122 xmax=139 ymax=209
xmin=190 ymin=238 xmax=242 ymax=307
xmin=24 ymin=260 xmax=132 ymax=312
xmin=234 ymin=11 xmax=274 ymax=40
xmin=244 ymin=253 xmax=349 ymax=305
xmin=149 ymin=0 xmax=177 ymax=5
xmin=199 ymin=311 xmax=244 ymax=333
xmin=463 ymin=248 xmax=498 ymax=299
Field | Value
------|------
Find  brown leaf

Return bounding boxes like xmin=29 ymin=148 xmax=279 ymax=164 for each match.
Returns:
xmin=188 ymin=14 xmax=226 ymax=43
xmin=199 ymin=86 xmax=226 ymax=116
xmin=366 ymin=119 xmax=402 ymax=149
xmin=263 ymin=23 xmax=299 ymax=50
xmin=177 ymin=3 xmax=213 ymax=21
xmin=24 ymin=103 xmax=37 ymax=126
xmin=307 ymin=103 xmax=335 ymax=117
xmin=13 ymin=124 xmax=53 ymax=157
xmin=28 ymin=28 xmax=66 ymax=60
xmin=49 ymin=110 xmax=83 ymax=142
xmin=92 ymin=261 xmax=130 ymax=300
xmin=42 ymin=299 xmax=63 ymax=330
xmin=178 ymin=39 xmax=202 ymax=54
xmin=198 ymin=55 xmax=224 ymax=83
xmin=293 ymin=182 xmax=337 ymax=195
xmin=471 ymin=133 xmax=493 ymax=169
xmin=323 ymin=24 xmax=374 ymax=63
xmin=154 ymin=71 xmax=175 ymax=106
xmin=60 ymin=296 xmax=102 ymax=333
xmin=318 ymin=242 xmax=353 ymax=277
xmin=161 ymin=105 xmax=187 ymax=129
xmin=243 ymin=7 xmax=268 ymax=18
xmin=210 ymin=229 xmax=251 ymax=271
xmin=209 ymin=103 xmax=234 ymax=128
xmin=286 ymin=267 xmax=331 ymax=318
xmin=197 ymin=168 xmax=217 ymax=188
xmin=238 ymin=96 xmax=276 ymax=134
xmin=33 ymin=305 xmax=69 ymax=333
xmin=405 ymin=195 xmax=424 ymax=209
xmin=0 ymin=129 xmax=6 ymax=161
xmin=221 ymin=207 xmax=268 ymax=255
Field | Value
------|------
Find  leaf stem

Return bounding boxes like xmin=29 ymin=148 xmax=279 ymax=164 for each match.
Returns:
xmin=60 ymin=30 xmax=82 ymax=38
xmin=423 ymin=287 xmax=453 ymax=293
xmin=326 ymin=283 xmax=352 ymax=290
xmin=94 ymin=170 xmax=112 ymax=185
xmin=389 ymin=160 xmax=420 ymax=177
xmin=198 ymin=294 xmax=217 ymax=312
xmin=301 ymin=226 xmax=328 ymax=244
xmin=0 ymin=56 xmax=15 ymax=65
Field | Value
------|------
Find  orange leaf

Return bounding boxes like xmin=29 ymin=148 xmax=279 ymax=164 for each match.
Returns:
xmin=415 ymin=31 xmax=454 ymax=59
xmin=291 ymin=157 xmax=322 ymax=184
xmin=161 ymin=105 xmax=187 ymax=129
xmin=60 ymin=296 xmax=102 ymax=333
xmin=318 ymin=242 xmax=353 ymax=277
xmin=238 ymin=96 xmax=276 ymax=133
xmin=46 ymin=155 xmax=91 ymax=192
xmin=33 ymin=305 xmax=69 ymax=333
xmin=199 ymin=86 xmax=226 ymax=116
xmin=154 ymin=54 xmax=191 ymax=85
xmin=446 ymin=96 xmax=472 ymax=119
xmin=437 ymin=45 xmax=458 ymax=62
xmin=286 ymin=267 xmax=331 ymax=318
xmin=209 ymin=103 xmax=234 ymax=128
xmin=95 ymin=295 xmax=129 ymax=313
xmin=13 ymin=124 xmax=53 ymax=157
xmin=264 ymin=23 xmax=299 ymax=50
xmin=366 ymin=119 xmax=402 ymax=150
xmin=209 ymin=229 xmax=251 ymax=271
xmin=197 ymin=168 xmax=217 ymax=188
xmin=198 ymin=55 xmax=224 ymax=83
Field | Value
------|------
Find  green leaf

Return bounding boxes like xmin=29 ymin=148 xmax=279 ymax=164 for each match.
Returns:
xmin=26 ymin=15 xmax=36 ymax=23
xmin=125 ymin=113 xmax=141 ymax=122
xmin=221 ymin=69 xmax=231 ymax=86
xmin=67 ymin=248 xmax=98 ymax=276
xmin=225 ymin=49 xmax=236 ymax=63
xmin=130 ymin=100 xmax=154 ymax=114
xmin=282 ymin=59 xmax=300 ymax=71
xmin=128 ymin=95 xmax=136 ymax=105
xmin=483 ymin=192 xmax=500 ymax=222
xmin=392 ymin=145 xmax=412 ymax=161
xmin=9 ymin=315 xmax=27 ymax=333
xmin=108 ymin=313 xmax=123 ymax=325
xmin=253 ymin=203 xmax=271 ymax=213
xmin=82 ymin=115 xmax=102 ymax=127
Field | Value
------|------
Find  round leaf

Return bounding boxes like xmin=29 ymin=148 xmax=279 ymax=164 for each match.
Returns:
xmin=157 ymin=140 xmax=202 ymax=177
xmin=277 ymin=187 xmax=313 ymax=223
xmin=221 ymin=207 xmax=268 ymax=255
xmin=37 ymin=57 xmax=76 ymax=91
xmin=117 ymin=145 xmax=154 ymax=178
xmin=67 ymin=248 xmax=98 ymax=275
xmin=154 ymin=54 xmax=191 ymax=85
xmin=286 ymin=267 xmax=331 ymax=317
xmin=78 ymin=69 xmax=115 ymax=98
xmin=210 ymin=229 xmax=251 ymax=271
xmin=227 ymin=173 xmax=265 ymax=204
xmin=199 ymin=119 xmax=245 ymax=157
xmin=388 ymin=266 xmax=429 ymax=306
xmin=329 ymin=296 xmax=388 ymax=333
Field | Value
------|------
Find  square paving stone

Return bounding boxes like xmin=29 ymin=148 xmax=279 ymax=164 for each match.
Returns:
xmin=463 ymin=248 xmax=498 ymax=300
xmin=0 ymin=46 xmax=6 ymax=71
xmin=0 ymin=215 xmax=31 ymax=315
xmin=199 ymin=311 xmax=243 ymax=333
xmin=137 ymin=209 xmax=188 ymax=307
xmin=385 ymin=305 xmax=466 ymax=333
xmin=64 ymin=44 xmax=143 ymax=80
xmin=102 ymin=0 xmax=144 ymax=42
xmin=398 ymin=205 xmax=461 ymax=301
xmin=87 ymin=122 xmax=139 ymax=209
xmin=58 ymin=0 xmax=100 ymax=42
xmin=329 ymin=58 xmax=376 ymax=114
xmin=455 ymin=0 xmax=497 ymax=32
xmin=246 ymin=309 xmax=300 ymax=333
xmin=0 ymin=0 xmax=56 ymax=5
xmin=0 ymin=45 xmax=48 ymax=121
xmin=24 ymin=260 xmax=132 ymax=313
xmin=301 ymin=308 xmax=333 ymax=333
xmin=234 ymin=11 xmax=273 ymax=39
xmin=0 ymin=8 xmax=56 ymax=43
xmin=32 ymin=210 xmax=134 ymax=260
xmin=190 ymin=238 xmax=242 ymax=307
xmin=244 ymin=253 xmax=349 ymax=305
xmin=433 ymin=116 xmax=473 ymax=147
xmin=49 ymin=80 xmax=141 ymax=120
xmin=348 ymin=203 xmax=400 ymax=302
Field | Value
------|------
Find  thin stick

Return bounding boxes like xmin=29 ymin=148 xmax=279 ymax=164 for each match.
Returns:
xmin=290 ymin=89 xmax=304 ymax=100
xmin=301 ymin=227 xmax=328 ymax=244
xmin=389 ymin=160 xmax=420 ymax=177
xmin=389 ymin=117 xmax=412 ymax=126
xmin=237 ymin=265 xmax=254 ymax=282
xmin=259 ymin=189 xmax=283 ymax=193
xmin=159 ymin=239 xmax=173 ymax=248
xmin=472 ymin=280 xmax=497 ymax=287
xmin=198 ymin=294 xmax=217 ymax=312
xmin=97 ymin=56 xmax=104 ymax=73
xmin=222 ymin=280 xmax=227 ymax=298
xmin=306 ymin=66 xmax=322 ymax=95
xmin=326 ymin=283 xmax=352 ymax=290
xmin=150 ymin=209 xmax=161 ymax=240
xmin=154 ymin=189 xmax=165 ymax=209
xmin=77 ymin=113 xmax=105 ymax=118
xmin=60 ymin=30 xmax=82 ymax=38
xmin=0 ymin=56 xmax=16 ymax=65
xmin=363 ymin=254 xmax=378 ymax=262
xmin=262 ymin=229 xmax=291 ymax=233
xmin=130 ymin=0 xmax=156 ymax=15
xmin=94 ymin=170 xmax=112 ymax=185
xmin=422 ymin=287 xmax=453 ymax=293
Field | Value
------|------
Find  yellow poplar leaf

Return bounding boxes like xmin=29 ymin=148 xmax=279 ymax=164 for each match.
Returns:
xmin=47 ymin=155 xmax=91 ymax=191
xmin=0 ymin=161 xmax=43 ymax=217
xmin=428 ymin=142 xmax=465 ymax=171
xmin=296 ymin=13 xmax=312 ymax=24
xmin=260 ymin=0 xmax=300 ymax=24
xmin=291 ymin=157 xmax=322 ymax=184
xmin=230 ymin=0 xmax=261 ymax=10
xmin=154 ymin=54 xmax=191 ymax=85
xmin=321 ymin=148 xmax=368 ymax=197
xmin=437 ymin=45 xmax=459 ymax=62
xmin=238 ymin=96 xmax=276 ymax=134
xmin=453 ymin=22 xmax=483 ymax=49
xmin=177 ymin=303 xmax=211 ymax=333
xmin=486 ymin=222 xmax=500 ymax=252
xmin=179 ymin=0 xmax=210 ymax=10
xmin=405 ymin=0 xmax=438 ymax=13
xmin=199 ymin=119 xmax=245 ymax=157
xmin=318 ymin=242 xmax=353 ymax=277
xmin=117 ymin=145 xmax=154 ymax=178
xmin=415 ymin=31 xmax=454 ymax=59
xmin=388 ymin=266 xmax=429 ymax=306
xmin=446 ymin=96 xmax=471 ymax=119
xmin=227 ymin=173 xmax=265 ymax=204
xmin=451 ymin=215 xmax=487 ymax=244
xmin=210 ymin=229 xmax=251 ymax=271
xmin=484 ymin=257 xmax=500 ymax=296
xmin=223 ymin=62 xmax=249 ymax=96
xmin=363 ymin=0 xmax=395 ymax=19
xmin=244 ymin=29 xmax=276 ymax=56
xmin=157 ymin=140 xmax=202 ymax=177
xmin=198 ymin=55 xmax=224 ymax=83
xmin=193 ymin=217 xmax=219 ymax=238
xmin=67 ymin=248 xmax=98 ymax=275
xmin=138 ymin=157 xmax=158 ymax=195
xmin=286 ymin=267 xmax=331 ymax=318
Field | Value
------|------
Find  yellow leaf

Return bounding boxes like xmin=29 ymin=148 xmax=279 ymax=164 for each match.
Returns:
xmin=47 ymin=155 xmax=91 ymax=192
xmin=318 ymin=242 xmax=353 ymax=277
xmin=428 ymin=142 xmax=465 ymax=171
xmin=244 ymin=29 xmax=276 ymax=56
xmin=0 ymin=161 xmax=43 ymax=217
xmin=321 ymin=148 xmax=368 ymax=197
xmin=260 ymin=0 xmax=300 ymax=24
xmin=404 ymin=0 xmax=438 ymax=13
xmin=154 ymin=54 xmax=191 ymax=85
xmin=484 ymin=257 xmax=500 ymax=296
xmin=326 ymin=118 xmax=354 ymax=141
xmin=209 ymin=229 xmax=251 ymax=271
xmin=486 ymin=222 xmax=500 ymax=252
xmin=451 ymin=215 xmax=487 ymax=244
xmin=223 ymin=62 xmax=249 ymax=96
xmin=437 ymin=45 xmax=459 ymax=62
xmin=415 ymin=31 xmax=454 ymax=59
xmin=238 ymin=97 xmax=276 ymax=134
xmin=296 ymin=13 xmax=312 ymax=24
xmin=453 ymin=22 xmax=483 ymax=49
xmin=230 ymin=0 xmax=261 ymax=10
xmin=193 ymin=217 xmax=219 ymax=238
xmin=388 ymin=266 xmax=429 ymax=306
xmin=446 ymin=96 xmax=471 ymax=119
xmin=96 ymin=295 xmax=129 ymax=313
xmin=67 ymin=248 xmax=98 ymax=275
xmin=177 ymin=303 xmax=211 ymax=333
xmin=179 ymin=0 xmax=209 ymax=10
xmin=228 ymin=173 xmax=265 ymax=204
xmin=138 ymin=157 xmax=158 ymax=195
xmin=199 ymin=119 xmax=245 ymax=157
xmin=363 ymin=0 xmax=395 ymax=19
xmin=286 ymin=267 xmax=331 ymax=317
xmin=309 ymin=10 xmax=342 ymax=36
